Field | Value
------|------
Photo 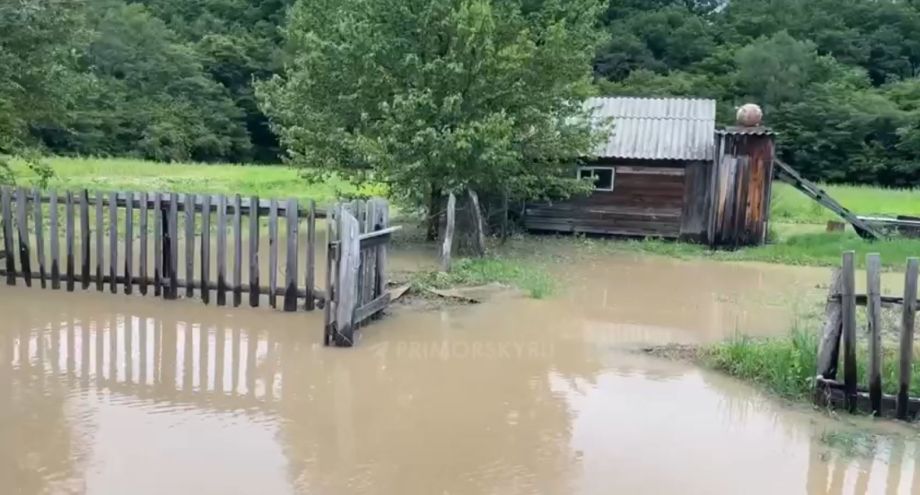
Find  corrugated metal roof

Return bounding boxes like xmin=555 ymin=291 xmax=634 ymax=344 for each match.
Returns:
xmin=588 ymin=97 xmax=717 ymax=161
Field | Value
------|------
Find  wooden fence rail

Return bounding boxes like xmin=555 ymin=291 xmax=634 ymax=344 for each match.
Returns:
xmin=324 ymin=199 xmax=398 ymax=347
xmin=815 ymin=251 xmax=920 ymax=420
xmin=0 ymin=187 xmax=328 ymax=312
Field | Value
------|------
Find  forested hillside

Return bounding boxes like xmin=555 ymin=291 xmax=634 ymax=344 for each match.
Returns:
xmin=2 ymin=0 xmax=920 ymax=186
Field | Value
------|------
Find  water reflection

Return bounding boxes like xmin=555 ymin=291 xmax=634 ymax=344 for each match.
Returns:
xmin=2 ymin=247 xmax=920 ymax=494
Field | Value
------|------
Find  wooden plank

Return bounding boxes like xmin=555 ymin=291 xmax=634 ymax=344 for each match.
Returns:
xmin=841 ymin=251 xmax=858 ymax=413
xmin=200 ymin=195 xmax=211 ymax=304
xmin=124 ymin=191 xmax=134 ymax=295
xmin=304 ymin=200 xmax=315 ymax=310
xmin=333 ymin=209 xmax=360 ymax=346
xmin=49 ymin=191 xmax=59 ymax=289
xmin=80 ymin=190 xmax=90 ymax=289
xmin=249 ymin=195 xmax=260 ymax=307
xmin=2 ymin=187 xmax=15 ymax=285
xmin=95 ymin=191 xmax=104 ymax=291
xmin=898 ymin=258 xmax=919 ymax=420
xmin=216 ymin=194 xmax=227 ymax=306
xmin=32 ymin=189 xmax=46 ymax=288
xmin=374 ymin=199 xmax=389 ymax=307
xmin=362 ymin=200 xmax=376 ymax=309
xmin=168 ymin=193 xmax=179 ymax=299
xmin=816 ymin=268 xmax=844 ymax=379
xmin=153 ymin=193 xmax=162 ymax=296
xmin=440 ymin=193 xmax=456 ymax=272
xmin=65 ymin=191 xmax=74 ymax=291
xmin=268 ymin=199 xmax=278 ymax=309
xmin=233 ymin=194 xmax=242 ymax=307
xmin=138 ymin=192 xmax=148 ymax=295
xmin=109 ymin=191 xmax=117 ymax=294
xmin=323 ymin=205 xmax=338 ymax=345
xmin=185 ymin=193 xmax=195 ymax=298
xmin=16 ymin=188 xmax=32 ymax=287
xmin=284 ymin=198 xmax=299 ymax=312
xmin=866 ymin=253 xmax=882 ymax=415
xmin=354 ymin=293 xmax=390 ymax=324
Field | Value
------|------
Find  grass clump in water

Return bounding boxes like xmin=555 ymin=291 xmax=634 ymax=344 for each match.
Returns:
xmin=411 ymin=257 xmax=555 ymax=299
xmin=703 ymin=326 xmax=820 ymax=400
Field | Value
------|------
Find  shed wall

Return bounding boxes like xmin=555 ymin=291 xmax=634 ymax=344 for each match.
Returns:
xmin=525 ymin=162 xmax=700 ymax=238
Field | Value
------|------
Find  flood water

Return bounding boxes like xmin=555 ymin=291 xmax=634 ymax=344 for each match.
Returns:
xmin=2 ymin=249 xmax=919 ymax=494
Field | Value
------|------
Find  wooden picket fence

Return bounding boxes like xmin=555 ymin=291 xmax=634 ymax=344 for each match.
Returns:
xmin=324 ymin=199 xmax=398 ymax=347
xmin=0 ymin=186 xmax=326 ymax=311
xmin=814 ymin=251 xmax=920 ymax=420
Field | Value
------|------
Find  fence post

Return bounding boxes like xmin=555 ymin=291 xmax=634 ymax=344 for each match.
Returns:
xmin=17 ymin=188 xmax=32 ymax=287
xmin=65 ymin=191 xmax=74 ymax=292
xmin=816 ymin=268 xmax=844 ymax=380
xmin=249 ymin=196 xmax=260 ymax=307
xmin=334 ymin=208 xmax=360 ymax=346
xmin=80 ymin=190 xmax=90 ymax=289
xmin=95 ymin=191 xmax=104 ymax=292
xmin=841 ymin=251 xmax=858 ymax=413
xmin=323 ymin=204 xmax=338 ymax=345
xmin=284 ymin=198 xmax=299 ymax=312
xmin=124 ymin=191 xmax=134 ymax=295
xmin=1 ymin=187 xmax=14 ymax=285
xmin=49 ymin=191 xmax=59 ymax=289
xmin=866 ymin=253 xmax=883 ymax=416
xmin=898 ymin=258 xmax=919 ymax=419
xmin=109 ymin=191 xmax=118 ymax=294
xmin=304 ymin=200 xmax=315 ymax=310
xmin=33 ymin=189 xmax=46 ymax=288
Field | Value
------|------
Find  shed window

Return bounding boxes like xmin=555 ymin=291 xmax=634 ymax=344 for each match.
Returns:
xmin=577 ymin=166 xmax=615 ymax=192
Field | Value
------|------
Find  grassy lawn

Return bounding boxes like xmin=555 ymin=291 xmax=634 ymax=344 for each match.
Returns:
xmin=8 ymin=156 xmax=382 ymax=206
xmin=771 ymin=182 xmax=920 ymax=224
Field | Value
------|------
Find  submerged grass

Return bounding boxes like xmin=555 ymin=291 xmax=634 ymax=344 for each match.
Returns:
xmin=7 ymin=156 xmax=384 ymax=205
xmin=410 ymin=256 xmax=555 ymax=299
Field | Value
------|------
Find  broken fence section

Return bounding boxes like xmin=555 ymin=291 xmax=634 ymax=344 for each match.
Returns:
xmin=324 ymin=198 xmax=398 ymax=347
xmin=815 ymin=251 xmax=920 ymax=420
xmin=0 ymin=186 xmax=324 ymax=312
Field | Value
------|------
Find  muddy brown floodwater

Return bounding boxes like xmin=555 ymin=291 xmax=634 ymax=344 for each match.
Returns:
xmin=1 ymin=248 xmax=918 ymax=494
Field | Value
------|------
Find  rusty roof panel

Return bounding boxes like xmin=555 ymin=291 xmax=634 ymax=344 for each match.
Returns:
xmin=588 ymin=97 xmax=717 ymax=161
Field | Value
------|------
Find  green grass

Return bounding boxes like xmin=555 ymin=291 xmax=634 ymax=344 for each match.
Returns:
xmin=703 ymin=325 xmax=920 ymax=400
xmin=7 ymin=156 xmax=384 ymax=205
xmin=410 ymin=256 xmax=556 ymax=299
xmin=771 ymin=182 xmax=920 ymax=224
xmin=703 ymin=326 xmax=820 ymax=400
xmin=566 ymin=227 xmax=920 ymax=271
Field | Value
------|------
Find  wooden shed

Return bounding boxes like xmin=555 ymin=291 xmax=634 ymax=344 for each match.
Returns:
xmin=524 ymin=96 xmax=775 ymax=247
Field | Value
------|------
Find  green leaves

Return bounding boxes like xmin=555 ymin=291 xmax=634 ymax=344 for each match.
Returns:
xmin=261 ymin=0 xmax=606 ymax=208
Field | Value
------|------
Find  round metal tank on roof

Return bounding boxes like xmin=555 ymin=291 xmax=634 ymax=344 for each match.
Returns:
xmin=736 ymin=103 xmax=763 ymax=127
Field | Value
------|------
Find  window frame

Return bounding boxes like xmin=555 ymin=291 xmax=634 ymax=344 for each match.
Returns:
xmin=577 ymin=166 xmax=616 ymax=192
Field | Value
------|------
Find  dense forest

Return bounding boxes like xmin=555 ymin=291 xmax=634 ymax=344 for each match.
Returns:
xmin=3 ymin=0 xmax=920 ymax=186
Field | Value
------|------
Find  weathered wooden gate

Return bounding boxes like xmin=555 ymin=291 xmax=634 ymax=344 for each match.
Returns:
xmin=0 ymin=187 xmax=396 ymax=336
xmin=323 ymin=199 xmax=398 ymax=347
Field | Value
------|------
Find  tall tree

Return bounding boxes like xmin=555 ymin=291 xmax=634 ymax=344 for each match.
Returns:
xmin=260 ymin=0 xmax=606 ymax=252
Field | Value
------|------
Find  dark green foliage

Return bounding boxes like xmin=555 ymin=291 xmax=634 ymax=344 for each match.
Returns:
xmin=595 ymin=0 xmax=920 ymax=186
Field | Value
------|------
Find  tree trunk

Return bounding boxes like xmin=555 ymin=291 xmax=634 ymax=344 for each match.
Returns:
xmin=440 ymin=192 xmax=456 ymax=272
xmin=426 ymin=184 xmax=441 ymax=242
xmin=500 ymin=190 xmax=509 ymax=244
xmin=468 ymin=189 xmax=486 ymax=256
